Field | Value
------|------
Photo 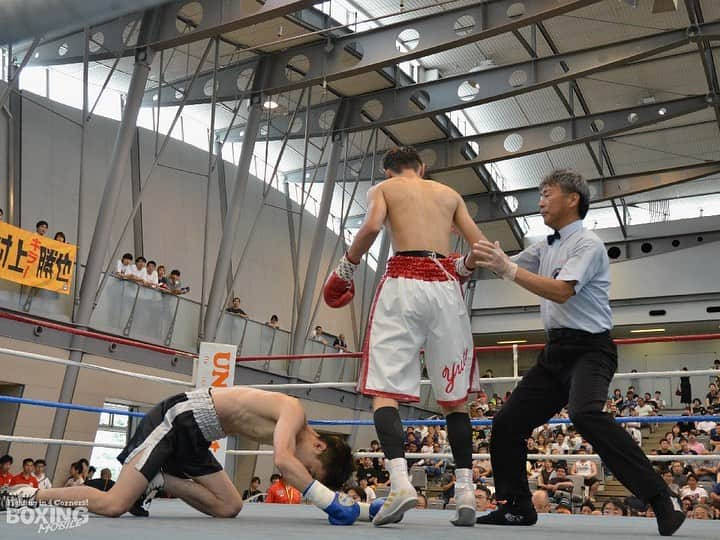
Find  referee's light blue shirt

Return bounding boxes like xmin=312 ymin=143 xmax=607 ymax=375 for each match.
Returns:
xmin=511 ymin=219 xmax=612 ymax=333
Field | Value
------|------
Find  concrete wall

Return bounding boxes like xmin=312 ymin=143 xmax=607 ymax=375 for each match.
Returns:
xmin=14 ymin=91 xmax=374 ymax=348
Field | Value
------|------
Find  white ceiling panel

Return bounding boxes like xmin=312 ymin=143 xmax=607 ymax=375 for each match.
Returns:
xmin=433 ymin=168 xmax=488 ymax=196
xmin=385 ymin=118 xmax=446 ymax=144
xmin=542 ymin=1 xmax=688 ymax=54
xmin=479 ymin=219 xmax=522 ymax=251
xmin=605 ymin=122 xmax=720 ymax=174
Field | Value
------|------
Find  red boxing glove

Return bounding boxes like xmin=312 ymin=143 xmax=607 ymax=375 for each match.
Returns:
xmin=323 ymin=254 xmax=358 ymax=308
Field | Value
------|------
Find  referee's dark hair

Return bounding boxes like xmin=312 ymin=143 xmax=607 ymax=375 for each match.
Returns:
xmin=540 ymin=169 xmax=591 ymax=219
xmin=382 ymin=146 xmax=423 ymax=175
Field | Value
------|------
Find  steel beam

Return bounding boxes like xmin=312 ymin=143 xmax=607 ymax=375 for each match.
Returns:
xmin=291 ymin=127 xmax=346 ymax=355
xmin=0 ymin=37 xmax=39 ymax=110
xmin=1 ymin=0 xmax=166 ymax=45
xmin=44 ymin=11 xmax=161 ymax=478
xmin=604 ymin=229 xmax=720 ymax=262
xmin=203 ymin=87 xmax=266 ymax=342
xmin=214 ymin=141 xmax=235 ymax=296
xmin=685 ymin=1 xmax=720 ymax=132
xmin=129 ymin=130 xmax=145 ymax=255
xmin=284 ymin=95 xmax=712 ymax=183
xmin=6 ymin=82 xmax=22 ymax=227
xmin=14 ymin=0 xmax=318 ymax=65
xmin=464 ymin=161 xmax=720 ymax=222
xmin=145 ymin=0 xmax=603 ymax=108
xmin=172 ymin=23 xmax=720 ymax=141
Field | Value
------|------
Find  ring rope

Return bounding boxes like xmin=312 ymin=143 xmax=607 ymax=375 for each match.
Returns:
xmin=0 ymin=395 xmax=146 ymax=417
xmin=1 ymin=394 xmax=716 ymax=427
xmin=2 ymin=343 xmax=718 ymax=391
xmin=0 ymin=346 xmax=192 ymax=387
xmin=248 ymin=368 xmax=720 ymax=391
xmin=1 ymin=435 xmax=716 ymax=463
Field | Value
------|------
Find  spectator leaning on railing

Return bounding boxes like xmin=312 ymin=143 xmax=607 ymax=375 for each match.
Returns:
xmin=226 ymin=297 xmax=248 ymax=317
xmin=115 ymin=253 xmax=134 ymax=276
xmin=129 ymin=256 xmax=147 ymax=282
xmin=161 ymin=269 xmax=189 ymax=295
xmin=144 ymin=260 xmax=159 ymax=286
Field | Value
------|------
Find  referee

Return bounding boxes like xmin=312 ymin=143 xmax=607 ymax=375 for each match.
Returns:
xmin=470 ymin=170 xmax=684 ymax=536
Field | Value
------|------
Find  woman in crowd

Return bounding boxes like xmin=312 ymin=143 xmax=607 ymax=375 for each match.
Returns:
xmin=64 ymin=462 xmax=84 ymax=487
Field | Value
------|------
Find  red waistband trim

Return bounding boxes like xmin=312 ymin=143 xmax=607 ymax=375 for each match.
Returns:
xmin=385 ymin=255 xmax=460 ymax=281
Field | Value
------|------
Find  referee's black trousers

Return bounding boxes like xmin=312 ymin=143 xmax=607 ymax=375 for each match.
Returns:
xmin=489 ymin=330 xmax=666 ymax=502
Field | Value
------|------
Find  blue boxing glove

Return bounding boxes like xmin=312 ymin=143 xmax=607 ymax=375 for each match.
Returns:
xmin=303 ymin=480 xmax=360 ymax=526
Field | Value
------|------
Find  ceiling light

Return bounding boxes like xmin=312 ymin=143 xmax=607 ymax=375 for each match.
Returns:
xmin=263 ymin=100 xmax=279 ymax=110
xmin=496 ymin=339 xmax=528 ymax=345
xmin=658 ymin=107 xmax=668 ymax=116
xmin=630 ymin=328 xmax=666 ymax=334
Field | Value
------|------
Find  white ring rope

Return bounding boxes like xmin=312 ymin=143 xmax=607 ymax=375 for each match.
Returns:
xmin=0 ymin=346 xmax=192 ymax=387
xmin=0 ymin=434 xmax=125 ymax=449
xmin=1 ymin=344 xmax=718 ymax=392
xmin=249 ymin=368 xmax=720 ymax=391
xmin=2 ymin=437 xmax=717 ymax=463
xmin=216 ymin=450 xmax=720 ymax=463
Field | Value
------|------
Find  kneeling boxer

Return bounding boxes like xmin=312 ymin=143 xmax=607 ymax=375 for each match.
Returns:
xmin=1 ymin=386 xmax=358 ymax=524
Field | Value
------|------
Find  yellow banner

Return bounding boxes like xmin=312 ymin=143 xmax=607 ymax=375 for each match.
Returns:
xmin=0 ymin=222 xmax=76 ymax=294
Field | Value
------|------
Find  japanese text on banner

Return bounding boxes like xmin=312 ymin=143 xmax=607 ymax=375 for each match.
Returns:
xmin=0 ymin=222 xmax=76 ymax=294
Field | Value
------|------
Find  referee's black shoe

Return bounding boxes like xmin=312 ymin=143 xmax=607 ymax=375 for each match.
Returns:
xmin=649 ymin=492 xmax=685 ymax=536
xmin=475 ymin=497 xmax=537 ymax=526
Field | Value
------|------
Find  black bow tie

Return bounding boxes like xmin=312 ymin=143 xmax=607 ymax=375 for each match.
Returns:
xmin=547 ymin=231 xmax=561 ymax=245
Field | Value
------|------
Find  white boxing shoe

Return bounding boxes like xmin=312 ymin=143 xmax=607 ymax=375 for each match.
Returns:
xmin=450 ymin=489 xmax=476 ymax=526
xmin=372 ymin=486 xmax=417 ymax=527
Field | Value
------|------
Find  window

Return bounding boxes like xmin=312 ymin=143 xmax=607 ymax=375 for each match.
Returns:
xmin=89 ymin=402 xmax=135 ymax=479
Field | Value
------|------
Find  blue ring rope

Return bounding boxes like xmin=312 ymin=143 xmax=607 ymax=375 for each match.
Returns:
xmin=0 ymin=395 xmax=717 ymax=426
xmin=0 ymin=395 xmax=145 ymax=417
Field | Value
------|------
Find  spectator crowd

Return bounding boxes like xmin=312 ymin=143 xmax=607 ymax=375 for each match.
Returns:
xmin=234 ymin=378 xmax=719 ymax=522
xmin=0 ymin=455 xmax=114 ymax=492
xmin=2 ymin=379 xmax=718 ymax=521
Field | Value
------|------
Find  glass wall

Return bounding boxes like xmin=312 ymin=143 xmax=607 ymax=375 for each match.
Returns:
xmin=0 ymin=274 xmax=361 ymax=386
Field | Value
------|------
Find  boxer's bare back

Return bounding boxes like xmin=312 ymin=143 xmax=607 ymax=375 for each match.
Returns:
xmin=211 ymin=386 xmax=305 ymax=444
xmin=348 ymin=172 xmax=486 ymax=261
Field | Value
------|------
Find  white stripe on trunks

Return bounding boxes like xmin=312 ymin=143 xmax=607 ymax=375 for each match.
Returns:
xmin=124 ymin=400 xmax=196 ymax=471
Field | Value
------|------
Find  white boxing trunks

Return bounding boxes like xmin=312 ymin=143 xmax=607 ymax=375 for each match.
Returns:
xmin=358 ymin=253 xmax=479 ymax=407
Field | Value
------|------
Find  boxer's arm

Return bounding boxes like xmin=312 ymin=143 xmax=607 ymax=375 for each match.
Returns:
xmin=272 ymin=398 xmax=315 ymax=491
xmin=471 ymin=241 xmax=576 ymax=304
xmin=347 ymin=186 xmax=387 ymax=263
xmin=452 ymin=191 xmax=488 ymax=248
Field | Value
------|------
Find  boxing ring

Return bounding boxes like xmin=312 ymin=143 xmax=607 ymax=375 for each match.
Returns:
xmin=1 ymin=333 xmax=719 ymax=537
xmin=2 ymin=498 xmax=719 ymax=540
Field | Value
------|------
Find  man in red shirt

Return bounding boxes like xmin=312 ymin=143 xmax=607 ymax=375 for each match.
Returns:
xmin=265 ymin=475 xmax=302 ymax=504
xmin=11 ymin=458 xmax=39 ymax=488
xmin=0 ymin=455 xmax=13 ymax=487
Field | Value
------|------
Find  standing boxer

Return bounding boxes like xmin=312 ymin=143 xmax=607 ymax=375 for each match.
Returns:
xmin=471 ymin=169 xmax=685 ymax=536
xmin=1 ymin=386 xmax=357 ymax=525
xmin=324 ymin=146 xmax=488 ymax=526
